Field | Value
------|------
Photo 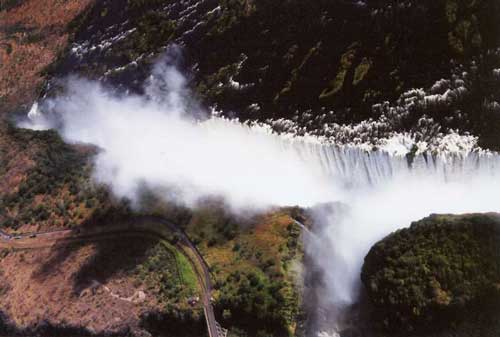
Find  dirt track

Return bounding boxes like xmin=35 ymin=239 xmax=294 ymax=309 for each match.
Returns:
xmin=0 ymin=216 xmax=224 ymax=337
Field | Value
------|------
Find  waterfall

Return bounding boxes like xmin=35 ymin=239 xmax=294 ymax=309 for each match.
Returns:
xmin=250 ymin=129 xmax=500 ymax=335
xmin=289 ymin=143 xmax=500 ymax=336
xmin=286 ymin=140 xmax=500 ymax=187
xmin=21 ymin=64 xmax=500 ymax=337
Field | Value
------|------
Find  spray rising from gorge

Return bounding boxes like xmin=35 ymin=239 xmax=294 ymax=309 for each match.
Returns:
xmin=22 ymin=57 xmax=500 ymax=335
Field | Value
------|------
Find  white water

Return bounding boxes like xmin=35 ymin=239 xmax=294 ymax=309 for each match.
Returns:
xmin=288 ymin=143 xmax=500 ymax=335
xmin=304 ymin=150 xmax=500 ymax=335
xmin=22 ymin=60 xmax=500 ymax=336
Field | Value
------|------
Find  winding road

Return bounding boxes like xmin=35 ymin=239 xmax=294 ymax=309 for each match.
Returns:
xmin=0 ymin=216 xmax=227 ymax=337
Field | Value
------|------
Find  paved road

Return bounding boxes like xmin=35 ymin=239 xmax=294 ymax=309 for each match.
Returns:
xmin=0 ymin=216 xmax=226 ymax=337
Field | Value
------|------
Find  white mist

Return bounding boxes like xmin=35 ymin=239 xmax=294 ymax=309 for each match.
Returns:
xmin=21 ymin=56 xmax=500 ymax=336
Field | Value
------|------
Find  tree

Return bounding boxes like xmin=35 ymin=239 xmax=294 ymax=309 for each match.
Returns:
xmin=222 ymin=309 xmax=232 ymax=320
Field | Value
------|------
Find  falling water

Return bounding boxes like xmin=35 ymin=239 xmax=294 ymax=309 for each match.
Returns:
xmin=287 ymin=143 xmax=500 ymax=337
xmin=22 ymin=64 xmax=500 ymax=337
xmin=279 ymin=138 xmax=500 ymax=188
xmin=199 ymin=120 xmax=500 ymax=336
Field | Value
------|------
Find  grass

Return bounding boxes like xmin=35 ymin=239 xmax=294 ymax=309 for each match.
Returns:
xmin=163 ymin=241 xmax=199 ymax=296
xmin=131 ymin=237 xmax=202 ymax=320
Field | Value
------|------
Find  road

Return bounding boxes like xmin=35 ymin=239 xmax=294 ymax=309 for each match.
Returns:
xmin=0 ymin=216 xmax=226 ymax=337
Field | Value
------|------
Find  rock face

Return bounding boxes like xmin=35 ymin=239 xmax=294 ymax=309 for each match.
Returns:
xmin=361 ymin=213 xmax=500 ymax=335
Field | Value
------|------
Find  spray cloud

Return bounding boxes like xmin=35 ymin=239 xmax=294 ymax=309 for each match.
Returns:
xmin=22 ymin=51 xmax=500 ymax=335
xmin=24 ymin=52 xmax=339 ymax=210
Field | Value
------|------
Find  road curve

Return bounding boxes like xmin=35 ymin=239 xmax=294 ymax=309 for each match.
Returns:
xmin=0 ymin=216 xmax=224 ymax=337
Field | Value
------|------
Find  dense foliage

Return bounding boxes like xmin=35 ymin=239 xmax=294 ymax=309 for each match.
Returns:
xmin=215 ymin=220 xmax=302 ymax=337
xmin=361 ymin=213 xmax=500 ymax=334
xmin=133 ymin=240 xmax=201 ymax=319
xmin=0 ymin=124 xmax=121 ymax=231
xmin=181 ymin=202 xmax=304 ymax=337
xmin=0 ymin=122 xmax=305 ymax=335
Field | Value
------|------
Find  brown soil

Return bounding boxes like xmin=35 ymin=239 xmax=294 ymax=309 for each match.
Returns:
xmin=0 ymin=0 xmax=93 ymax=114
xmin=0 ymin=236 xmax=163 ymax=336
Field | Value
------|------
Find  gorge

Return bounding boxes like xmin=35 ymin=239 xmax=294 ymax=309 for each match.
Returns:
xmin=22 ymin=60 xmax=500 ymax=337
xmin=2 ymin=0 xmax=500 ymax=336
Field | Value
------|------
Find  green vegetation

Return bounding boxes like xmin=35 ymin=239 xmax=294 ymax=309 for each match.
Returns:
xmin=181 ymin=202 xmax=304 ymax=337
xmin=0 ymin=121 xmax=304 ymax=335
xmin=0 ymin=124 xmax=115 ymax=231
xmin=445 ymin=0 xmax=483 ymax=56
xmin=118 ymin=12 xmax=176 ymax=61
xmin=167 ymin=241 xmax=199 ymax=296
xmin=353 ymin=57 xmax=372 ymax=86
xmin=320 ymin=46 xmax=358 ymax=100
xmin=275 ymin=42 xmax=322 ymax=103
xmin=0 ymin=0 xmax=24 ymax=12
xmin=362 ymin=213 xmax=500 ymax=334
xmin=197 ymin=60 xmax=246 ymax=104
xmin=0 ymin=21 xmax=47 ymax=45
xmin=127 ymin=0 xmax=168 ymax=11
xmin=41 ymin=0 xmax=500 ymax=150
xmin=134 ymin=240 xmax=201 ymax=318
xmin=0 ymin=249 xmax=8 ymax=296
xmin=71 ymin=0 xmax=178 ymax=71
xmin=188 ymin=0 xmax=500 ymax=124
